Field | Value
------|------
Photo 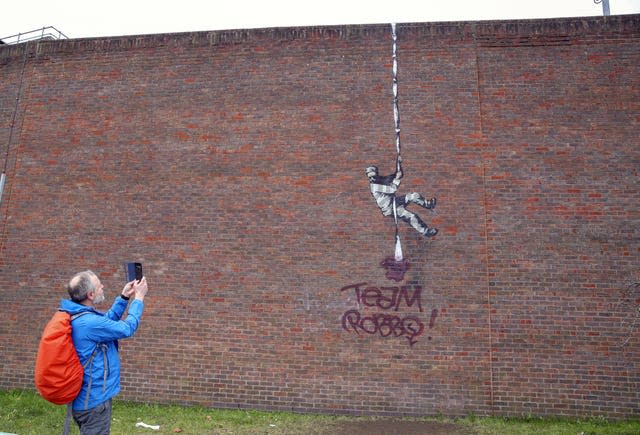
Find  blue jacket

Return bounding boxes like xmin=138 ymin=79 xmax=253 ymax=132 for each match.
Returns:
xmin=59 ymin=296 xmax=144 ymax=411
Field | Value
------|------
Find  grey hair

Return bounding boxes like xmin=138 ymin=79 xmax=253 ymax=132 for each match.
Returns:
xmin=67 ymin=270 xmax=98 ymax=302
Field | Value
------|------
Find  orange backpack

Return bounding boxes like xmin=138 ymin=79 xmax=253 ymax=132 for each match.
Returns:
xmin=34 ymin=310 xmax=91 ymax=405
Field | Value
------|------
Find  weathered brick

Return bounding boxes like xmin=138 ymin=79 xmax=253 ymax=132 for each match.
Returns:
xmin=0 ymin=15 xmax=638 ymax=418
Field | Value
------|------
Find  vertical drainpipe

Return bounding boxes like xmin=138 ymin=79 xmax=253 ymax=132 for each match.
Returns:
xmin=1 ymin=42 xmax=30 ymax=207
xmin=0 ymin=172 xmax=5 ymax=205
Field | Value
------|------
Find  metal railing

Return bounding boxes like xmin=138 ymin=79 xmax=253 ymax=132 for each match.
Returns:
xmin=1 ymin=26 xmax=68 ymax=45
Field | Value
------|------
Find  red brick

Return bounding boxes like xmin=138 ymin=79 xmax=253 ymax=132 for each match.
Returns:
xmin=0 ymin=15 xmax=638 ymax=418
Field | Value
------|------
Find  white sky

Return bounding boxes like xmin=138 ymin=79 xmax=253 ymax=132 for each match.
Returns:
xmin=2 ymin=0 xmax=639 ymax=40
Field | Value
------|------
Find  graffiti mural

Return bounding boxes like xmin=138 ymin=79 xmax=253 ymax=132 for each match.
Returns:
xmin=340 ymin=25 xmax=440 ymax=348
xmin=341 ymin=310 xmax=428 ymax=347
xmin=340 ymin=269 xmax=438 ymax=347
xmin=365 ymin=160 xmax=438 ymax=238
xmin=380 ymin=256 xmax=410 ymax=282
xmin=365 ymin=23 xmax=438 ymax=264
xmin=340 ymin=282 xmax=425 ymax=312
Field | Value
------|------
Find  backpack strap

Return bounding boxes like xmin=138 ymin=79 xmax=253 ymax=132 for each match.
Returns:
xmin=67 ymin=310 xmax=106 ymax=411
xmin=69 ymin=310 xmax=92 ymax=321
xmin=82 ymin=343 xmax=109 ymax=409
xmin=63 ymin=403 xmax=73 ymax=435
xmin=61 ymin=312 xmax=94 ymax=435
xmin=83 ymin=346 xmax=101 ymax=410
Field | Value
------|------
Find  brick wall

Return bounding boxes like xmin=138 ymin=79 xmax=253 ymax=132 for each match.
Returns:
xmin=0 ymin=15 xmax=638 ymax=417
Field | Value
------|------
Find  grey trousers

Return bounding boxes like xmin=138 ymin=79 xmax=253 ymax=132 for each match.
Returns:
xmin=71 ymin=399 xmax=112 ymax=435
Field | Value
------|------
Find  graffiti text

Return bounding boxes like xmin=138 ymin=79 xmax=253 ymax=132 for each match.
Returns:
xmin=341 ymin=309 xmax=429 ymax=347
xmin=340 ymin=282 xmax=424 ymax=312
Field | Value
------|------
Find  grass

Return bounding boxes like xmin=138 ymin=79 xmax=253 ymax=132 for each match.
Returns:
xmin=1 ymin=389 xmax=639 ymax=434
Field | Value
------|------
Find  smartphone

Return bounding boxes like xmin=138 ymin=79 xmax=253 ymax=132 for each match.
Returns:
xmin=124 ymin=262 xmax=143 ymax=282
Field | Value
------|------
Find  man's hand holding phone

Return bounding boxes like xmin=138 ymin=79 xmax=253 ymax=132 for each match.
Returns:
xmin=121 ymin=281 xmax=136 ymax=300
xmin=132 ymin=276 xmax=148 ymax=301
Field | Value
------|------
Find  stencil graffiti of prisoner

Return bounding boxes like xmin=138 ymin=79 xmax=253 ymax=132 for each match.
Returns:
xmin=366 ymin=158 xmax=438 ymax=238
xmin=365 ymin=23 xmax=438 ymax=253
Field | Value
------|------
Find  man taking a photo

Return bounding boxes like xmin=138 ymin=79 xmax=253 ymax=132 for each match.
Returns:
xmin=60 ymin=270 xmax=148 ymax=434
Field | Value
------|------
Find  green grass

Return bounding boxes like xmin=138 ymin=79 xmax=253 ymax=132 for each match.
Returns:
xmin=468 ymin=414 xmax=640 ymax=435
xmin=1 ymin=389 xmax=639 ymax=434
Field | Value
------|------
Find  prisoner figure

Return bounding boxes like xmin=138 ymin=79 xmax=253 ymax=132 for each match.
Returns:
xmin=365 ymin=160 xmax=438 ymax=237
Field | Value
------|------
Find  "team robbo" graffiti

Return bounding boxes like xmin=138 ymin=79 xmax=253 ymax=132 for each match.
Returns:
xmin=340 ymin=282 xmax=438 ymax=347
